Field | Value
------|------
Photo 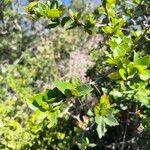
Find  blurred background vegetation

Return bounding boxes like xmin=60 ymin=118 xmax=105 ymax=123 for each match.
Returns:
xmin=0 ymin=0 xmax=97 ymax=149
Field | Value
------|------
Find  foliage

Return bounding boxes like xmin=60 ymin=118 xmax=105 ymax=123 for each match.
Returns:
xmin=0 ymin=1 xmax=92 ymax=149
xmin=24 ymin=0 xmax=150 ymax=149
xmin=0 ymin=0 xmax=150 ymax=149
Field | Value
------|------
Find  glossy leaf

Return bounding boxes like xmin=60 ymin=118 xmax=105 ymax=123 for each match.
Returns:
xmin=61 ymin=17 xmax=75 ymax=29
xmin=45 ymin=22 xmax=60 ymax=29
xmin=50 ymin=0 xmax=59 ymax=9
xmin=119 ymin=68 xmax=127 ymax=80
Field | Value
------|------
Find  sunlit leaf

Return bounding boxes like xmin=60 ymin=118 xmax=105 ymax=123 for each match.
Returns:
xmin=94 ymin=95 xmax=111 ymax=116
xmin=24 ymin=2 xmax=38 ymax=13
xmin=105 ymin=109 xmax=119 ymax=126
xmin=46 ymin=8 xmax=62 ymax=18
xmin=95 ymin=115 xmax=107 ymax=138
xmin=119 ymin=68 xmax=127 ymax=80
xmin=47 ymin=112 xmax=58 ymax=128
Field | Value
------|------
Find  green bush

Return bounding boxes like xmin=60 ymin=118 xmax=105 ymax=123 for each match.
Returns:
xmin=25 ymin=0 xmax=150 ymax=149
xmin=0 ymin=0 xmax=150 ymax=149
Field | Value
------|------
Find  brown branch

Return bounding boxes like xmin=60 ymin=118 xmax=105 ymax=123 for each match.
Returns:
xmin=121 ymin=107 xmax=129 ymax=150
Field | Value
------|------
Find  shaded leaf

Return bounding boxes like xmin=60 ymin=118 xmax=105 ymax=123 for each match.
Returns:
xmin=45 ymin=21 xmax=60 ymax=29
xmin=108 ymin=71 xmax=121 ymax=80
xmin=53 ymin=81 xmax=69 ymax=94
xmin=76 ymin=84 xmax=92 ymax=96
xmin=50 ymin=0 xmax=59 ymax=9
xmin=61 ymin=17 xmax=75 ymax=29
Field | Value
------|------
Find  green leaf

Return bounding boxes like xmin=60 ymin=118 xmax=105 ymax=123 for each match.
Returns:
xmin=108 ymin=71 xmax=121 ymax=80
xmin=135 ymin=89 xmax=150 ymax=106
xmin=113 ymin=45 xmax=126 ymax=58
xmin=105 ymin=109 xmax=119 ymax=126
xmin=34 ymin=93 xmax=43 ymax=106
xmin=4 ymin=0 xmax=12 ymax=4
xmin=86 ymin=14 xmax=95 ymax=26
xmin=119 ymin=68 xmax=127 ymax=80
xmin=8 ymin=141 xmax=16 ymax=149
xmin=84 ymin=14 xmax=95 ymax=34
xmin=36 ymin=2 xmax=46 ymax=16
xmin=102 ymin=26 xmax=114 ymax=34
xmin=97 ymin=7 xmax=106 ymax=14
xmin=70 ymin=76 xmax=80 ymax=87
xmin=24 ymin=2 xmax=38 ymax=13
xmin=61 ymin=17 xmax=72 ymax=26
xmin=53 ymin=80 xmax=78 ymax=96
xmin=107 ymin=0 xmax=116 ymax=4
xmin=95 ymin=115 xmax=107 ymax=138
xmin=106 ymin=0 xmax=116 ymax=8
xmin=134 ymin=52 xmax=140 ymax=64
xmin=76 ymin=84 xmax=92 ymax=96
xmin=44 ymin=88 xmax=64 ymax=102
xmin=45 ymin=21 xmax=60 ymax=29
xmin=28 ymin=93 xmax=44 ymax=111
xmin=46 ymin=8 xmax=62 ymax=18
xmin=53 ymin=81 xmax=69 ymax=94
xmin=120 ymin=43 xmax=130 ymax=52
xmin=93 ymin=95 xmax=111 ymax=116
xmin=36 ymin=109 xmax=47 ymax=124
xmin=47 ymin=111 xmax=58 ymax=128
xmin=108 ymin=39 xmax=118 ymax=50
xmin=67 ymin=88 xmax=78 ymax=96
xmin=135 ymin=65 xmax=147 ymax=74
xmin=88 ymin=143 xmax=97 ymax=148
xmin=61 ymin=17 xmax=75 ymax=29
xmin=50 ymin=0 xmax=59 ymax=9
xmin=110 ymin=89 xmax=122 ymax=99
xmin=139 ymin=70 xmax=150 ymax=80
xmin=127 ymin=63 xmax=138 ymax=77
xmin=69 ymin=9 xmax=78 ymax=19
xmin=27 ymin=97 xmax=38 ymax=111
xmin=100 ymin=95 xmax=111 ymax=116
xmin=134 ymin=52 xmax=150 ymax=66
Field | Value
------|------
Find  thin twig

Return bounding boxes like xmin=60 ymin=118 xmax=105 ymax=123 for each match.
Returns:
xmin=92 ymin=84 xmax=101 ymax=95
